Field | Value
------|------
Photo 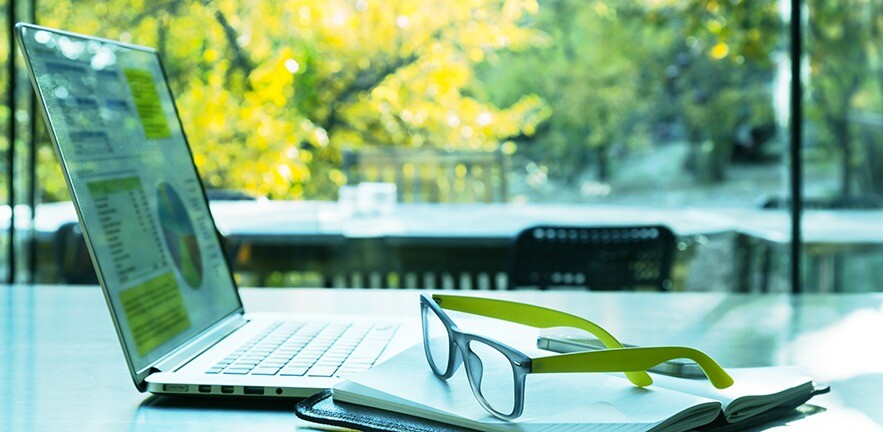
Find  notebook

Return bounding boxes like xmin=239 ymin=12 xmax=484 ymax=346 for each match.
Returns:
xmin=319 ymin=344 xmax=827 ymax=432
xmin=15 ymin=22 xmax=417 ymax=398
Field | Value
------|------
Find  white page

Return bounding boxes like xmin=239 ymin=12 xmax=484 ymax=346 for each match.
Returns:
xmin=649 ymin=367 xmax=814 ymax=421
xmin=334 ymin=344 xmax=721 ymax=432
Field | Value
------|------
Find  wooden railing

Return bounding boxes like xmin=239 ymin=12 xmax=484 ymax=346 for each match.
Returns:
xmin=343 ymin=148 xmax=508 ymax=203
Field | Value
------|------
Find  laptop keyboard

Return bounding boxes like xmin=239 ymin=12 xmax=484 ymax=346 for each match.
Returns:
xmin=204 ymin=321 xmax=397 ymax=378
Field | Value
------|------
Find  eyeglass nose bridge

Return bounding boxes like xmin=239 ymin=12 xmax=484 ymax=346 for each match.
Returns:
xmin=463 ymin=343 xmax=488 ymax=398
xmin=445 ymin=333 xmax=466 ymax=378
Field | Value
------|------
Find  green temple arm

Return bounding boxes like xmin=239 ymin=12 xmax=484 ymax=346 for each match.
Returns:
xmin=531 ymin=346 xmax=734 ymax=389
xmin=431 ymin=294 xmax=654 ymax=387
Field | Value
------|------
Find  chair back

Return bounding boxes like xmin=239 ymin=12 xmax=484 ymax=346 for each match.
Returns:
xmin=53 ymin=222 xmax=98 ymax=284
xmin=511 ymin=225 xmax=676 ymax=291
xmin=205 ymin=189 xmax=260 ymax=201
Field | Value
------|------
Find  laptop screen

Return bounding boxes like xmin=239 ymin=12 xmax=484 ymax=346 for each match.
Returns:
xmin=18 ymin=25 xmax=242 ymax=373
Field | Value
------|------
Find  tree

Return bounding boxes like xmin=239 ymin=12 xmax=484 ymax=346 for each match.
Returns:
xmin=1 ymin=3 xmax=9 ymax=203
xmin=807 ymin=0 xmax=880 ymax=196
xmin=481 ymin=0 xmax=782 ymax=189
xmin=652 ymin=0 xmax=781 ymax=182
xmin=480 ymin=1 xmax=670 ymax=185
xmin=38 ymin=0 xmax=551 ymax=200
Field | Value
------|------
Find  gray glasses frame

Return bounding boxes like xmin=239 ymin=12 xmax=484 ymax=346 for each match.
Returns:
xmin=420 ymin=294 xmax=532 ymax=420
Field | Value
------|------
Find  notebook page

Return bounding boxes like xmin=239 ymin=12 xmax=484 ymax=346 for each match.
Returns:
xmin=649 ymin=367 xmax=814 ymax=422
xmin=334 ymin=344 xmax=722 ymax=432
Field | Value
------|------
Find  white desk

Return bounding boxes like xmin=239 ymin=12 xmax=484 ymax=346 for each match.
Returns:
xmin=2 ymin=285 xmax=881 ymax=431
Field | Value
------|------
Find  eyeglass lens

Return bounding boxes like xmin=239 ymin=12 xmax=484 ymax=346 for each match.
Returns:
xmin=422 ymin=303 xmax=451 ymax=374
xmin=467 ymin=340 xmax=517 ymax=416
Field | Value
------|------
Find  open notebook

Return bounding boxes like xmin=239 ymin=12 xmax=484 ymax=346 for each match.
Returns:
xmin=322 ymin=344 xmax=826 ymax=432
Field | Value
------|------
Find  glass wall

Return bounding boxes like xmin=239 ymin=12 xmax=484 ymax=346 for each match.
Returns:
xmin=23 ymin=1 xmax=788 ymax=292
xmin=1 ymin=0 xmax=11 ymax=282
xmin=4 ymin=0 xmax=35 ymax=284
xmin=4 ymin=0 xmax=875 ymax=292
xmin=31 ymin=1 xmax=786 ymax=207
xmin=800 ymin=0 xmax=883 ymax=292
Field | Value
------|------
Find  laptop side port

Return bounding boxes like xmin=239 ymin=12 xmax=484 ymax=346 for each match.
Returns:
xmin=220 ymin=386 xmax=234 ymax=394
xmin=163 ymin=384 xmax=189 ymax=393
xmin=243 ymin=386 xmax=264 ymax=395
xmin=198 ymin=385 xmax=212 ymax=393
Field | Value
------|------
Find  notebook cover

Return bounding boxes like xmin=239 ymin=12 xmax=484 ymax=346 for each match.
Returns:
xmin=294 ymin=390 xmax=474 ymax=432
xmin=295 ymin=386 xmax=831 ymax=432
xmin=695 ymin=385 xmax=831 ymax=432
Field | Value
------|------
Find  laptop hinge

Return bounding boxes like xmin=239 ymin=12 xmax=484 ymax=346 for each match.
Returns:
xmin=149 ymin=313 xmax=247 ymax=374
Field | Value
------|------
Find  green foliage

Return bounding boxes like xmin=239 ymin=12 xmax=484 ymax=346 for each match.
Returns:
xmin=480 ymin=0 xmax=781 ymax=185
xmin=1 ymin=2 xmax=8 ymax=203
xmin=806 ymin=0 xmax=883 ymax=195
xmin=38 ymin=0 xmax=550 ymax=201
xmin=480 ymin=1 xmax=665 ymax=182
xmin=27 ymin=0 xmax=883 ymax=200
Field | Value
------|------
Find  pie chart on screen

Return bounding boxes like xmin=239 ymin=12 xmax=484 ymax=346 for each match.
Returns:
xmin=156 ymin=182 xmax=203 ymax=289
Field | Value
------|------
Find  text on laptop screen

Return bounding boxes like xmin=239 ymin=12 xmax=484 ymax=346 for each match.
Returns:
xmin=19 ymin=26 xmax=242 ymax=372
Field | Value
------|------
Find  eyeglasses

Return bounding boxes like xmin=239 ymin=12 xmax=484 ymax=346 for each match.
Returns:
xmin=420 ymin=294 xmax=734 ymax=420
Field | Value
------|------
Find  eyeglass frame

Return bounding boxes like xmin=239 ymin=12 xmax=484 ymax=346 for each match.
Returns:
xmin=420 ymin=293 xmax=734 ymax=421
xmin=421 ymin=294 xmax=532 ymax=420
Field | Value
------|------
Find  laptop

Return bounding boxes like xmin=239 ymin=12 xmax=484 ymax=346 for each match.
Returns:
xmin=15 ymin=23 xmax=417 ymax=398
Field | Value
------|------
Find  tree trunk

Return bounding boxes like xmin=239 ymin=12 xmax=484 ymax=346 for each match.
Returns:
xmin=596 ymin=147 xmax=610 ymax=182
xmin=835 ymin=117 xmax=853 ymax=196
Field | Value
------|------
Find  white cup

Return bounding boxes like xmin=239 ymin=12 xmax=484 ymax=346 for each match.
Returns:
xmin=357 ymin=182 xmax=397 ymax=216
xmin=337 ymin=185 xmax=359 ymax=218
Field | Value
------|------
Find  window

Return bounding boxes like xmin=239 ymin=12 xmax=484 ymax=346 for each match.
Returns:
xmin=0 ymin=0 xmax=9 ymax=282
xmin=6 ymin=1 xmax=879 ymax=292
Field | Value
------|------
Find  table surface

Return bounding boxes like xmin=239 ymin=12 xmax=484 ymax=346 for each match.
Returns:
xmin=2 ymin=285 xmax=882 ymax=431
xmin=30 ymin=200 xmax=737 ymax=240
xmin=716 ymin=208 xmax=883 ymax=246
xmin=26 ymin=200 xmax=883 ymax=245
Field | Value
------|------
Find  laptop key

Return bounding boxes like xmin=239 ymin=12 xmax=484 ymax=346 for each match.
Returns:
xmin=251 ymin=367 xmax=281 ymax=376
xmin=204 ymin=321 xmax=396 ymax=380
xmin=230 ymin=364 xmax=259 ymax=370
xmin=338 ymin=368 xmax=368 ymax=376
xmin=280 ymin=367 xmax=309 ymax=376
xmin=307 ymin=366 xmax=339 ymax=377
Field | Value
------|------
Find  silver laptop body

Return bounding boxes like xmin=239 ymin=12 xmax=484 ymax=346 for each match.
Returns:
xmin=16 ymin=23 xmax=416 ymax=398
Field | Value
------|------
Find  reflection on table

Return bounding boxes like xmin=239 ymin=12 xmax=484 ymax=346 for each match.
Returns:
xmin=1 ymin=285 xmax=881 ymax=431
xmin=721 ymin=208 xmax=883 ymax=293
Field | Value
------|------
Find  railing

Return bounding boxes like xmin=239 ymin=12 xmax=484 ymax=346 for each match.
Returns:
xmin=343 ymin=148 xmax=508 ymax=203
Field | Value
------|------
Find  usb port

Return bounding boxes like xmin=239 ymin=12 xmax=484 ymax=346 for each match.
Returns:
xmin=220 ymin=386 xmax=234 ymax=394
xmin=198 ymin=385 xmax=212 ymax=393
xmin=243 ymin=386 xmax=264 ymax=395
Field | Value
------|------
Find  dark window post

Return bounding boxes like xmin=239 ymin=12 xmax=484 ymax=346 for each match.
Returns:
xmin=789 ymin=0 xmax=803 ymax=294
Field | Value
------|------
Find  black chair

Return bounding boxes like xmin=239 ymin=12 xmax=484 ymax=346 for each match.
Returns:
xmin=203 ymin=188 xmax=261 ymax=282
xmin=53 ymin=222 xmax=98 ymax=284
xmin=205 ymin=188 xmax=260 ymax=201
xmin=511 ymin=225 xmax=677 ymax=291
